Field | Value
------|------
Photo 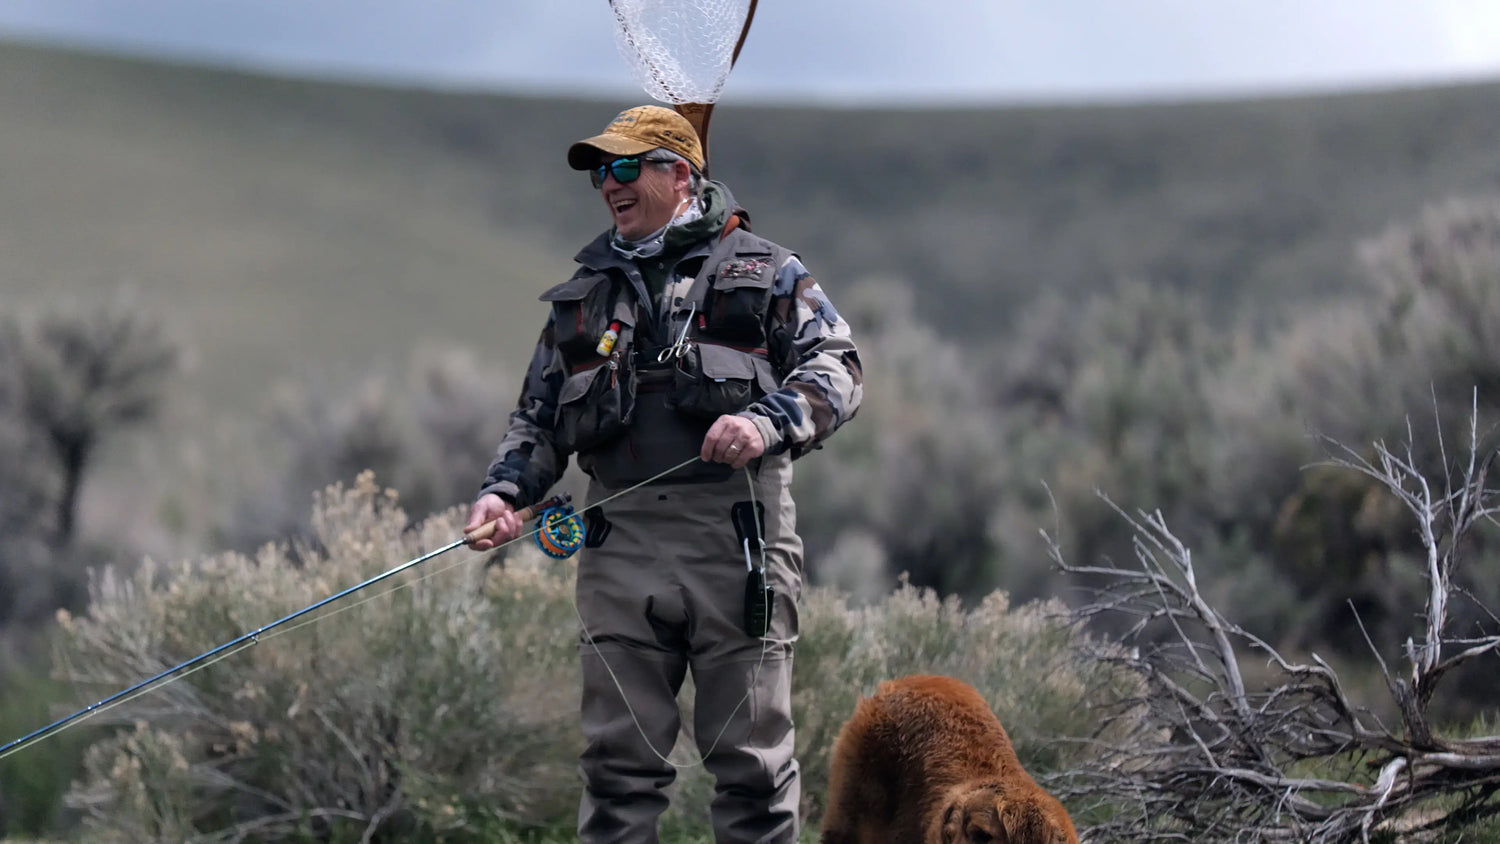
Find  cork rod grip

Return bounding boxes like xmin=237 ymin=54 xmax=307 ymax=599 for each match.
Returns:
xmin=463 ymin=494 xmax=570 ymax=544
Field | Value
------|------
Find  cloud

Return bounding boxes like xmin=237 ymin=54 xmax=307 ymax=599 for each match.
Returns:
xmin=0 ymin=0 xmax=1496 ymax=104
xmin=1430 ymin=0 xmax=1500 ymax=71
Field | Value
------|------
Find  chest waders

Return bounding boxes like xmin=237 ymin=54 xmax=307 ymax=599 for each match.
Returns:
xmin=543 ymin=224 xmax=803 ymax=843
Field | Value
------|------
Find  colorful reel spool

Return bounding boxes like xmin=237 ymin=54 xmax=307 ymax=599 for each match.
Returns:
xmin=535 ymin=504 xmax=586 ymax=559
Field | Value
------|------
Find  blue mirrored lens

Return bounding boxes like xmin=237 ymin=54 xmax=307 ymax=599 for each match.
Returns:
xmin=590 ymin=157 xmax=643 ymax=188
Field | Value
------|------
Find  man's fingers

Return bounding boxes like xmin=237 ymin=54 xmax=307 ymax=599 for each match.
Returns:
xmin=702 ymin=418 xmax=731 ymax=462
xmin=711 ymin=436 xmax=740 ymax=464
xmin=700 ymin=415 xmax=762 ymax=466
xmin=502 ymin=513 xmax=523 ymax=543
xmin=465 ymin=495 xmax=522 ymax=549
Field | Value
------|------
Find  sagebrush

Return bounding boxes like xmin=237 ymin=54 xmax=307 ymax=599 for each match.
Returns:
xmin=48 ymin=472 xmax=1117 ymax=841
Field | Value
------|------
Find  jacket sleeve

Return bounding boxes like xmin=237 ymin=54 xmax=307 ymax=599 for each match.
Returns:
xmin=740 ymin=255 xmax=863 ymax=458
xmin=477 ymin=316 xmax=569 ymax=508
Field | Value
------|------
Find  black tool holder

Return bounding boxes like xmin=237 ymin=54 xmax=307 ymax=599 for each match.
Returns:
xmin=731 ymin=500 xmax=773 ymax=638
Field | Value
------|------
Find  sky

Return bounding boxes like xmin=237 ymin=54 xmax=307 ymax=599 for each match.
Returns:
xmin=0 ymin=0 xmax=1498 ymax=105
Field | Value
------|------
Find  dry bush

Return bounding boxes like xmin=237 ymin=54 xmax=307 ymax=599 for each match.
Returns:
xmin=56 ymin=472 xmax=581 ymax=841
xmin=1236 ymin=196 xmax=1499 ymax=480
xmin=0 ymin=293 xmax=178 ymax=639
xmin=1243 ymin=195 xmax=1500 ymax=472
xmin=0 ymin=292 xmax=179 ymax=546
xmin=1049 ymin=399 xmax=1500 ymax=842
xmin=795 ymin=279 xmax=1010 ymax=598
xmin=1202 ymin=195 xmax=1500 ymax=657
xmin=211 ymin=346 xmax=515 ymax=551
xmin=987 ymin=280 xmax=1237 ymax=605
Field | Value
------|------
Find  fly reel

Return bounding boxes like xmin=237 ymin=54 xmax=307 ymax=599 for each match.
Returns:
xmin=535 ymin=502 xmax=586 ymax=559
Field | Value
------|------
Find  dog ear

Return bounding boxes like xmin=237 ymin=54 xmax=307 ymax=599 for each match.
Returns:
xmin=998 ymin=796 xmax=1053 ymax=844
xmin=938 ymin=801 xmax=963 ymax=843
xmin=939 ymin=791 xmax=1006 ymax=844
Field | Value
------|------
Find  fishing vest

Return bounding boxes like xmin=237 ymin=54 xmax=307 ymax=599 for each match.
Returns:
xmin=539 ymin=224 xmax=791 ymax=488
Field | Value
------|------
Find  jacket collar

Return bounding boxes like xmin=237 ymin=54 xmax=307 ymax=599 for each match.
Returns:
xmin=573 ymin=180 xmax=742 ymax=273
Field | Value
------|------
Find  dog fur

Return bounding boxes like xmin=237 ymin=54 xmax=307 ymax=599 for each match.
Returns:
xmin=820 ymin=674 xmax=1080 ymax=844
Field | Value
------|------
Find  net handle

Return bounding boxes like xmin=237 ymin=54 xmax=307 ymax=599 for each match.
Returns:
xmin=671 ymin=0 xmax=757 ymax=178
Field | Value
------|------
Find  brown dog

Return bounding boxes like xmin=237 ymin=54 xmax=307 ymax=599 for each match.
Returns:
xmin=821 ymin=674 xmax=1080 ymax=844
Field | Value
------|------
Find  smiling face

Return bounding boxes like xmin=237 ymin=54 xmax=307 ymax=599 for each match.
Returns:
xmin=598 ymin=154 xmax=692 ymax=241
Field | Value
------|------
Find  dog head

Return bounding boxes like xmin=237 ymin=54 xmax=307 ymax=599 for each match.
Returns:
xmin=935 ymin=782 xmax=1080 ymax=844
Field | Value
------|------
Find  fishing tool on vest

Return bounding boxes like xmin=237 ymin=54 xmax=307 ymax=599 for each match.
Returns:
xmin=0 ymin=493 xmax=574 ymax=762
xmin=533 ymin=499 xmax=587 ymax=559
xmin=731 ymin=499 xmax=772 ymax=637
xmin=656 ymin=300 xmax=697 ymax=362
xmin=596 ymin=320 xmax=622 ymax=357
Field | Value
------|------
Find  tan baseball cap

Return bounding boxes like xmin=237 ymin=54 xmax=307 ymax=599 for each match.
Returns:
xmin=567 ymin=105 xmax=705 ymax=172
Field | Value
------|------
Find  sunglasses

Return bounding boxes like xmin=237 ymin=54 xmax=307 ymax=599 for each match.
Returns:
xmin=590 ymin=156 xmax=671 ymax=189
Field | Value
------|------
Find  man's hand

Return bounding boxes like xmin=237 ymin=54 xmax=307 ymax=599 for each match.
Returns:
xmin=465 ymin=493 xmax=523 ymax=550
xmin=702 ymin=414 xmax=765 ymax=469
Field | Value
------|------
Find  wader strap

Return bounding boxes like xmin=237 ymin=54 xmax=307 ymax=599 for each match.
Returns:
xmin=720 ymin=213 xmax=743 ymax=240
xmin=679 ymin=224 xmax=751 ymax=317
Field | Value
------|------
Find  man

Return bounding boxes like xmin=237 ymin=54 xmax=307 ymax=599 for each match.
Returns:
xmin=466 ymin=104 xmax=861 ymax=843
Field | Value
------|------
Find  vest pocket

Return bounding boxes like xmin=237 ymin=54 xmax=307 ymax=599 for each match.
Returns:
xmin=541 ymin=272 xmax=615 ymax=365
xmin=670 ymin=342 xmax=777 ymax=419
xmin=556 ymin=359 xmax=633 ymax=453
xmin=705 ymin=257 xmax=774 ymax=345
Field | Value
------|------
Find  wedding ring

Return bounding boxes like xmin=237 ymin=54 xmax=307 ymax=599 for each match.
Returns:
xmin=729 ymin=444 xmax=740 ymax=452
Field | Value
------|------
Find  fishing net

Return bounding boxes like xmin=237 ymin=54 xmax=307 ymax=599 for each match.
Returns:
xmin=609 ymin=0 xmax=756 ymax=105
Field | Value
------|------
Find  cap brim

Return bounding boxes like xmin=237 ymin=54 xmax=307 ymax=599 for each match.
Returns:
xmin=567 ymin=135 xmax=658 ymax=170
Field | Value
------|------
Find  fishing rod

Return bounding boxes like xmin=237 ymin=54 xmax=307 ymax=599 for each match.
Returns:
xmin=0 ymin=493 xmax=585 ymax=761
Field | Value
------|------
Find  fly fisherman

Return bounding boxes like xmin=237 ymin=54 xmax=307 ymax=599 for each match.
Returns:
xmin=466 ymin=105 xmax=861 ymax=842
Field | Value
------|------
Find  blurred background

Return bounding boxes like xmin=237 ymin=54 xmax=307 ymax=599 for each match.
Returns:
xmin=4 ymin=0 xmax=1500 ymax=102
xmin=2 ymin=1 xmax=1500 ymax=839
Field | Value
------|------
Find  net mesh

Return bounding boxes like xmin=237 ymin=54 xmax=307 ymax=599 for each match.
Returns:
xmin=610 ymin=0 xmax=754 ymax=104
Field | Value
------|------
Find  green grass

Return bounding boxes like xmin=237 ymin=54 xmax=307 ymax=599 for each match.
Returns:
xmin=0 ymin=666 xmax=101 ymax=840
xmin=0 ymin=42 xmax=566 ymax=420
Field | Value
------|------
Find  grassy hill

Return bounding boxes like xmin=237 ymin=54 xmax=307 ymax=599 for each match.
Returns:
xmin=2 ymin=39 xmax=1499 ymax=421
xmin=0 ymin=41 xmax=589 ymax=419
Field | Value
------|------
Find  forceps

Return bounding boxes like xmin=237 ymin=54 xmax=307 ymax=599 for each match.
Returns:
xmin=656 ymin=301 xmax=697 ymax=362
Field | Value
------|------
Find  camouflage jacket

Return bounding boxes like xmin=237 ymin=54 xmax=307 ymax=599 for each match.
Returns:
xmin=479 ymin=182 xmax=862 ymax=507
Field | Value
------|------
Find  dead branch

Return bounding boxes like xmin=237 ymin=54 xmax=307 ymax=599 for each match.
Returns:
xmin=1048 ymin=394 xmax=1500 ymax=842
